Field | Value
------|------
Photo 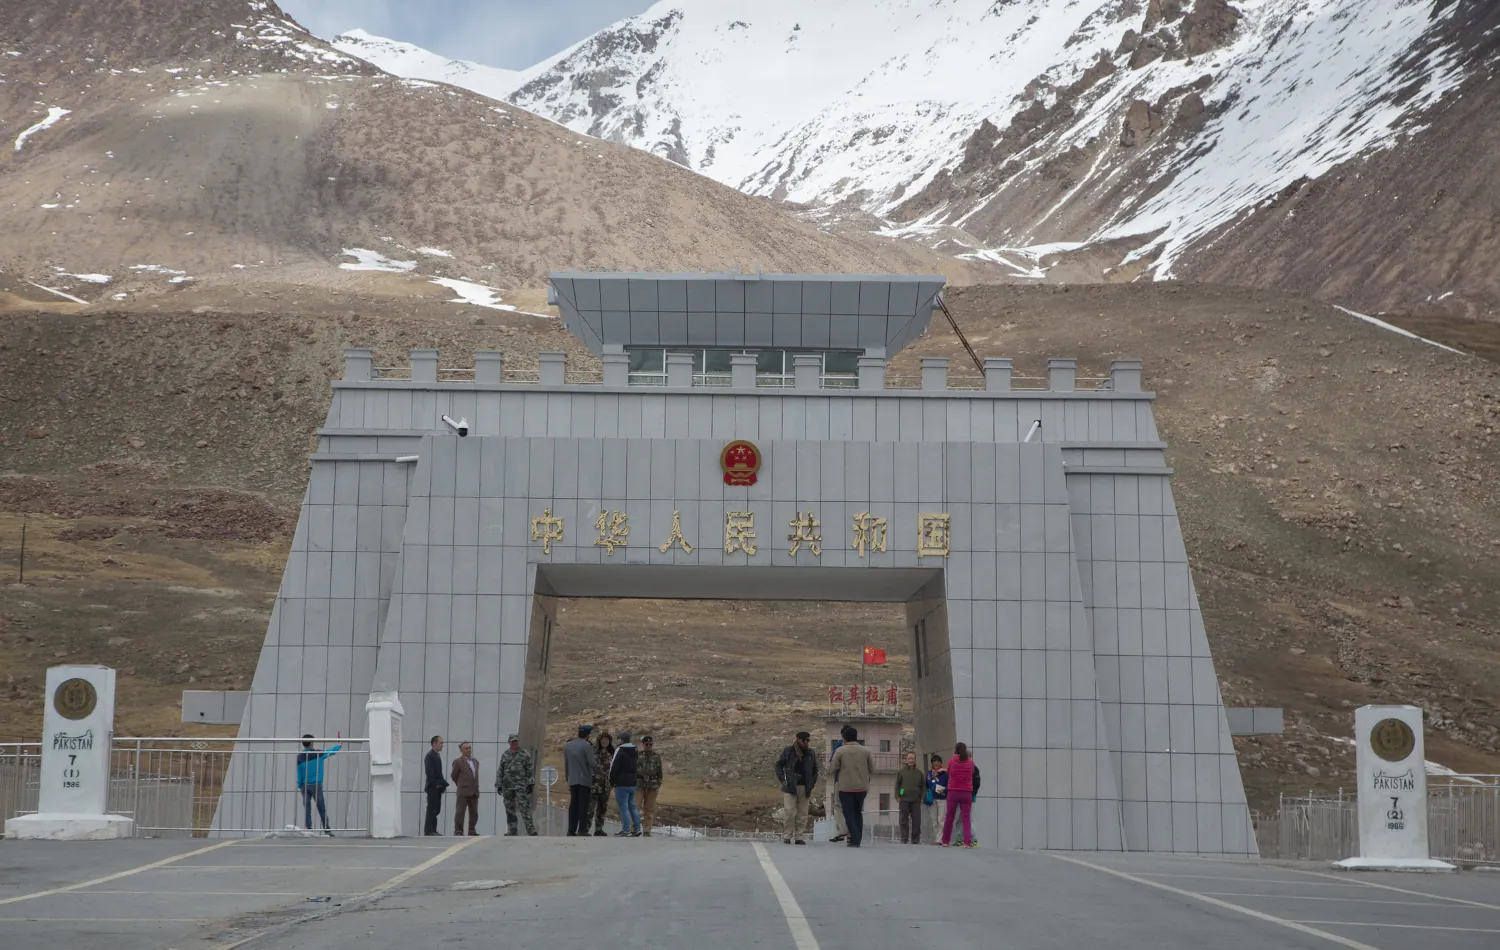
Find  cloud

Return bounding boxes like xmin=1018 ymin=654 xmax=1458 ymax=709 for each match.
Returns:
xmin=280 ymin=0 xmax=655 ymax=69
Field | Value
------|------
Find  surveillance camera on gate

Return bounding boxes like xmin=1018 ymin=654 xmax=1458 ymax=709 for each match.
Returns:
xmin=441 ymin=414 xmax=469 ymax=437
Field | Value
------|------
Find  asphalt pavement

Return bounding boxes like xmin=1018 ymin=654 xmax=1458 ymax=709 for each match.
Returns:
xmin=1 ymin=833 xmax=1496 ymax=950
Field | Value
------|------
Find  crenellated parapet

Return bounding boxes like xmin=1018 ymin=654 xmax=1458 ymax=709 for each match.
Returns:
xmin=339 ymin=347 xmax=1148 ymax=396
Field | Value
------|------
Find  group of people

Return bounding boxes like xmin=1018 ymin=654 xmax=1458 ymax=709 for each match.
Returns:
xmin=562 ymin=724 xmax=664 ymax=836
xmin=421 ymin=734 xmax=544 ymax=836
xmin=412 ymin=723 xmax=979 ymax=847
xmin=777 ymin=726 xmax=980 ymax=848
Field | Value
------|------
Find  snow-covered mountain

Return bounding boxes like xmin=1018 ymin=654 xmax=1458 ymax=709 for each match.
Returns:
xmin=332 ymin=1 xmax=1500 ymax=315
xmin=331 ymin=28 xmax=527 ymax=100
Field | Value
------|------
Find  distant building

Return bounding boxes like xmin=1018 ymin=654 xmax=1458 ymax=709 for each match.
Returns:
xmin=821 ymin=716 xmax=908 ymax=832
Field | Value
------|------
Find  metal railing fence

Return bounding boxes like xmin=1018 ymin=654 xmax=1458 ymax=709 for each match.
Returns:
xmin=1263 ymin=778 xmax=1500 ymax=864
xmin=1 ymin=743 xmax=42 ymax=824
xmin=3 ymin=738 xmax=371 ymax=838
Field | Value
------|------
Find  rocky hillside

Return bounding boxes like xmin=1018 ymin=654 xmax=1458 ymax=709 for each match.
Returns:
xmin=2 ymin=283 xmax=1497 ymax=819
xmin=0 ymin=0 xmax=962 ymax=307
xmin=346 ymin=0 xmax=1499 ymax=318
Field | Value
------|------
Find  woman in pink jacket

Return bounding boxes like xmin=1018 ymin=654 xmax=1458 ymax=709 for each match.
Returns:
xmin=940 ymin=742 xmax=976 ymax=848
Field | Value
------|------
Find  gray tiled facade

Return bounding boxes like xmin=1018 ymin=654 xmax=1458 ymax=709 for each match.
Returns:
xmin=220 ymin=273 xmax=1254 ymax=853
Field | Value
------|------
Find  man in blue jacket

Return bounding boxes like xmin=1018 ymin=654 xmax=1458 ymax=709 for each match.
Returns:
xmin=295 ymin=734 xmax=341 ymax=836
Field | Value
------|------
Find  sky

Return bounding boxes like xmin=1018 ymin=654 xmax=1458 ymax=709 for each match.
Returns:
xmin=279 ymin=0 xmax=657 ymax=70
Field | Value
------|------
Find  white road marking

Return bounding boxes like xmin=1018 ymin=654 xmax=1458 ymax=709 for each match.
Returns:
xmin=752 ymin=842 xmax=821 ymax=950
xmin=0 ymin=840 xmax=240 ymax=906
xmin=364 ymin=835 xmax=483 ymax=896
xmin=1047 ymin=854 xmax=1383 ymax=950
xmin=152 ymin=865 xmax=412 ymax=871
xmin=0 ymin=916 xmax=211 ymax=922
xmin=229 ymin=843 xmax=447 ymax=850
xmin=202 ymin=837 xmax=486 ymax=950
xmin=60 ymin=890 xmax=357 ymax=897
xmin=1136 ymin=873 xmax=1360 ymax=887
xmin=1281 ymin=867 xmax=1500 ymax=911
xmin=1200 ymin=891 xmax=1457 ymax=906
xmin=1294 ymin=920 xmax=1500 ymax=934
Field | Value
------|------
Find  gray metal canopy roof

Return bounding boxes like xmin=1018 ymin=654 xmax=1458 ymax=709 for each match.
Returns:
xmin=548 ymin=272 xmax=946 ymax=357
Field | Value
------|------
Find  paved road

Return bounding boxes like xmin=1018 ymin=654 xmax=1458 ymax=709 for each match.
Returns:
xmin=1 ymin=835 xmax=1497 ymax=949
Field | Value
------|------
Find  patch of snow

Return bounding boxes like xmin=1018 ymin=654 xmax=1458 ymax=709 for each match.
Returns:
xmin=431 ymin=277 xmax=515 ymax=310
xmin=168 ymin=276 xmax=194 ymax=284
xmin=14 ymin=106 xmax=70 ymax=151
xmin=39 ymin=203 xmax=59 ymax=209
xmin=130 ymin=264 xmax=188 ymax=276
xmin=1334 ymin=306 xmax=1466 ymax=356
xmin=331 ymin=29 xmax=525 ymax=99
xmin=340 ymin=248 xmax=416 ymax=273
xmin=415 ymin=247 xmax=453 ymax=258
xmin=58 ymin=273 xmax=112 ymax=284
xmin=112 ymin=293 xmax=128 ymax=300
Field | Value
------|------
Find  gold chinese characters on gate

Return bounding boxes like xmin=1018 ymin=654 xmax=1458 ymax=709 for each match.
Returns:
xmin=528 ymin=508 xmax=952 ymax=558
xmin=522 ymin=440 xmax=952 ymax=557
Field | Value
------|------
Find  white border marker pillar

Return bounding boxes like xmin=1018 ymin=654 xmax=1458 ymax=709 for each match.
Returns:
xmin=5 ymin=665 xmax=133 ymax=839
xmin=1334 ymin=705 xmax=1455 ymax=871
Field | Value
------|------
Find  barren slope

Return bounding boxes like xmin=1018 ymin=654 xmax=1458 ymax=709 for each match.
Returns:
xmin=0 ymin=0 xmax=969 ymax=306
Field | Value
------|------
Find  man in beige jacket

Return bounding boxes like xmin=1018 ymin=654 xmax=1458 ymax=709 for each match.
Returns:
xmin=828 ymin=725 xmax=875 ymax=848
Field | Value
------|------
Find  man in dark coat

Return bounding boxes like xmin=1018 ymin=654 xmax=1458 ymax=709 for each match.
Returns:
xmin=774 ymin=730 xmax=819 ymax=845
xmin=563 ymin=724 xmax=595 ymax=836
xmin=423 ymin=735 xmax=447 ymax=836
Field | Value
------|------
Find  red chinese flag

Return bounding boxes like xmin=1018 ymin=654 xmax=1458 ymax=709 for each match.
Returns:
xmin=862 ymin=646 xmax=887 ymax=665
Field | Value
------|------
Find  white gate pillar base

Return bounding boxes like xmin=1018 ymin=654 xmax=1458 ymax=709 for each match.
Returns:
xmin=1333 ymin=704 xmax=1455 ymax=872
xmin=366 ymin=690 xmax=405 ymax=839
xmin=4 ymin=666 xmax=133 ymax=841
xmin=5 ymin=813 xmax=133 ymax=840
xmin=1333 ymin=856 xmax=1455 ymax=872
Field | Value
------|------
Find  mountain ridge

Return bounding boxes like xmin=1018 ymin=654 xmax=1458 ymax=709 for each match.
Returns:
xmin=331 ymin=0 xmax=1500 ymax=318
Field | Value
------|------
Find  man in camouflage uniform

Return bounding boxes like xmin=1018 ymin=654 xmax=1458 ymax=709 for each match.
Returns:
xmin=495 ymin=733 xmax=537 ymax=836
xmin=590 ymin=730 xmax=615 ymax=836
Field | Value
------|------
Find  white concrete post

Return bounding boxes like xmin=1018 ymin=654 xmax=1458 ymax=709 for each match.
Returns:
xmin=984 ymin=357 xmax=1013 ymax=392
xmin=1109 ymin=359 xmax=1143 ymax=392
xmin=666 ymin=351 xmax=695 ymax=388
xmin=730 ymin=352 xmax=757 ymax=390
xmin=921 ymin=356 xmax=949 ymax=391
xmin=793 ymin=353 xmax=822 ymax=390
xmin=410 ymin=349 xmax=438 ymax=384
xmin=5 ymin=665 xmax=133 ymax=839
xmin=539 ymin=352 xmax=567 ymax=387
xmin=366 ymin=690 xmax=405 ymax=839
xmin=1048 ymin=357 xmax=1077 ymax=392
xmin=342 ymin=348 xmax=374 ymax=382
xmin=857 ymin=355 xmax=886 ymax=391
xmin=474 ymin=350 xmax=503 ymax=385
xmin=1334 ymin=705 xmax=1454 ymax=870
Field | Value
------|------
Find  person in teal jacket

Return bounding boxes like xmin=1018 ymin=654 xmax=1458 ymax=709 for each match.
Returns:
xmin=296 ymin=734 xmax=341 ymax=835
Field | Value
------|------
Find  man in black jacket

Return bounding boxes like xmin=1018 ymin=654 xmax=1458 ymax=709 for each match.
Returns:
xmin=423 ymin=735 xmax=448 ymax=835
xmin=774 ymin=731 xmax=819 ymax=845
xmin=609 ymin=731 xmax=642 ymax=837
